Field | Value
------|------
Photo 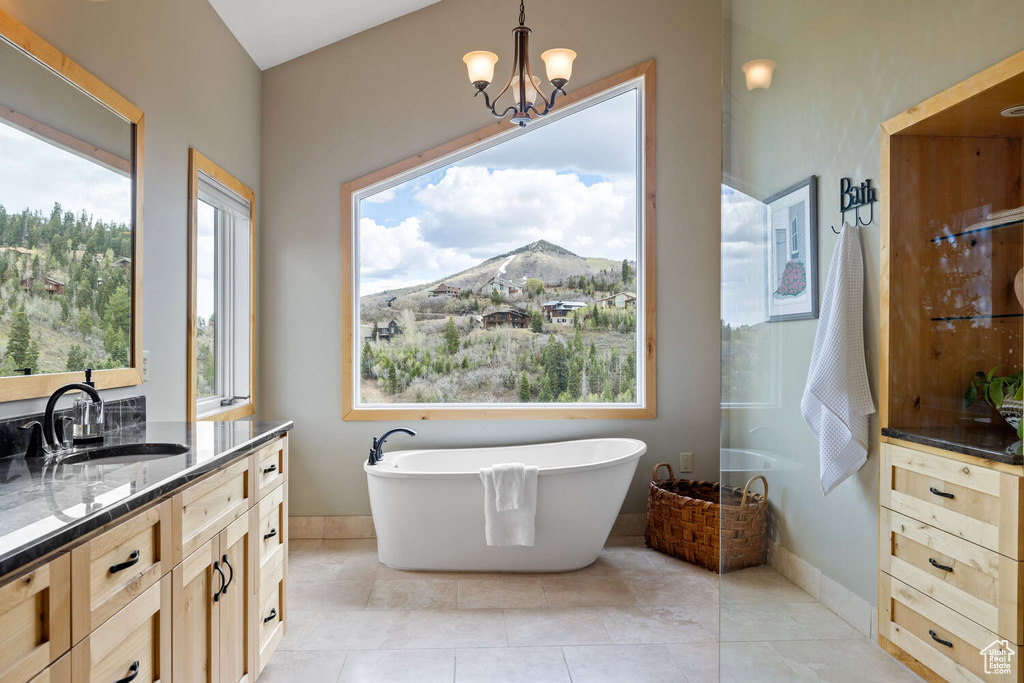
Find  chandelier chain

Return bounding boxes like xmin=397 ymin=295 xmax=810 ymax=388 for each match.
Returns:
xmin=519 ymin=0 xmax=526 ymax=26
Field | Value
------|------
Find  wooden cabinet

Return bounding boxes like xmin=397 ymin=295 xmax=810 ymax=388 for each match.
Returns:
xmin=70 ymin=576 xmax=172 ymax=683
xmin=879 ymin=52 xmax=1024 ymax=683
xmin=174 ymin=458 xmax=252 ymax=565
xmin=0 ymin=432 xmax=289 ymax=683
xmin=0 ymin=555 xmax=70 ymax=683
xmin=71 ymin=501 xmax=173 ymax=644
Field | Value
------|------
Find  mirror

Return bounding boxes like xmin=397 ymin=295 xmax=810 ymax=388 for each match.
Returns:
xmin=0 ymin=10 xmax=143 ymax=400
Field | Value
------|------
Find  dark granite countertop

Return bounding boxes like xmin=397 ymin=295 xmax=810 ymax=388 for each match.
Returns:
xmin=882 ymin=423 xmax=1022 ymax=465
xmin=0 ymin=420 xmax=292 ymax=578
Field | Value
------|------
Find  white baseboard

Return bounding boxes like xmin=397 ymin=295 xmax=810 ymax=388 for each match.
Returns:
xmin=289 ymin=515 xmax=376 ymax=539
xmin=769 ymin=541 xmax=876 ymax=639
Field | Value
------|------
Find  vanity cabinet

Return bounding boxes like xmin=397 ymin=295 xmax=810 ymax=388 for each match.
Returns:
xmin=879 ymin=51 xmax=1024 ymax=683
xmin=0 ymin=432 xmax=288 ymax=683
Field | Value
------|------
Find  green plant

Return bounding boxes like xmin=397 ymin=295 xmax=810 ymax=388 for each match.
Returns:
xmin=965 ymin=367 xmax=1024 ymax=437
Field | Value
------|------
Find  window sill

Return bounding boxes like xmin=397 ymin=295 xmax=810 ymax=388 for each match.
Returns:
xmin=198 ymin=402 xmax=255 ymax=422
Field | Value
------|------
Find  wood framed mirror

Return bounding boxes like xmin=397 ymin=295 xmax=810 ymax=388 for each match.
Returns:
xmin=0 ymin=10 xmax=144 ymax=401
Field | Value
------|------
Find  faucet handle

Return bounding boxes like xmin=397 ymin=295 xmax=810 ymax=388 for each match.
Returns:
xmin=60 ymin=416 xmax=74 ymax=450
xmin=19 ymin=421 xmax=48 ymax=458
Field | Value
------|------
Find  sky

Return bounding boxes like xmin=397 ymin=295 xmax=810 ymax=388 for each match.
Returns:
xmin=0 ymin=121 xmax=132 ymax=225
xmin=721 ymin=184 xmax=769 ymax=327
xmin=358 ymin=88 xmax=639 ymax=294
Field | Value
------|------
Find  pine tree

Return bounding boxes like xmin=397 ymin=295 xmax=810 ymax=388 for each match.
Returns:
xmin=66 ymin=344 xmax=87 ymax=372
xmin=531 ymin=310 xmax=543 ymax=333
xmin=443 ymin=317 xmax=460 ymax=355
xmin=490 ymin=289 xmax=502 ymax=306
xmin=360 ymin=341 xmax=374 ymax=379
xmin=538 ymin=375 xmax=553 ymax=402
xmin=6 ymin=305 xmax=32 ymax=369
xmin=519 ymin=371 xmax=531 ymax=402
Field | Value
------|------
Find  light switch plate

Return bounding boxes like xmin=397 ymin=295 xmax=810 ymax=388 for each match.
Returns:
xmin=142 ymin=350 xmax=150 ymax=382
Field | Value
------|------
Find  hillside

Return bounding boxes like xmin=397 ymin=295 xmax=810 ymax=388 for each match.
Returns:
xmin=362 ymin=240 xmax=630 ymax=307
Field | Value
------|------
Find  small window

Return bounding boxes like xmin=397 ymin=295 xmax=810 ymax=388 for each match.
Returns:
xmin=188 ymin=149 xmax=254 ymax=421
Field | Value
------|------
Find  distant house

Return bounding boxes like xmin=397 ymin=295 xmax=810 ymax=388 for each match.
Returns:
xmin=428 ymin=282 xmax=461 ymax=298
xmin=481 ymin=276 xmax=523 ymax=297
xmin=597 ymin=292 xmax=637 ymax=309
xmin=114 ymin=256 xmax=131 ymax=273
xmin=542 ymin=300 xmax=587 ymax=323
xmin=21 ymin=275 xmax=65 ymax=296
xmin=385 ymin=296 xmax=397 ymax=307
xmin=359 ymin=324 xmax=374 ymax=342
xmin=482 ymin=307 xmax=530 ymax=330
xmin=377 ymin=319 xmax=401 ymax=341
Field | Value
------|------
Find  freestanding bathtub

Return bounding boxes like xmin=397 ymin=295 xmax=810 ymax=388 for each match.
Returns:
xmin=364 ymin=438 xmax=647 ymax=572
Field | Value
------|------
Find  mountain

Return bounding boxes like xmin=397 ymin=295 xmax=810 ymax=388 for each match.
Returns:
xmin=361 ymin=240 xmax=629 ymax=306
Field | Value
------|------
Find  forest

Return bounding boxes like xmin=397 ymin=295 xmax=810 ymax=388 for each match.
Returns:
xmin=360 ymin=248 xmax=639 ymax=404
xmin=0 ymin=202 xmax=132 ymax=377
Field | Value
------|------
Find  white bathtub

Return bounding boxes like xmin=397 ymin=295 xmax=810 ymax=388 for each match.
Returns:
xmin=364 ymin=438 xmax=647 ymax=572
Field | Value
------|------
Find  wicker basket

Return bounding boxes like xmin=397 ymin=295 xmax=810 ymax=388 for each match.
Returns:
xmin=644 ymin=462 xmax=768 ymax=573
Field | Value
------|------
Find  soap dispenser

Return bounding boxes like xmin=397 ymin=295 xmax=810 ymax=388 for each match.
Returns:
xmin=73 ymin=368 xmax=104 ymax=445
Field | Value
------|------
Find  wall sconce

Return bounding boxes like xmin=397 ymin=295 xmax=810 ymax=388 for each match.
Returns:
xmin=741 ymin=59 xmax=777 ymax=91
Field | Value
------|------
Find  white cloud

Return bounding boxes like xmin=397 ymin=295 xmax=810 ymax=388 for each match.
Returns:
xmin=359 ymin=216 xmax=479 ymax=294
xmin=413 ymin=166 xmax=636 ymax=260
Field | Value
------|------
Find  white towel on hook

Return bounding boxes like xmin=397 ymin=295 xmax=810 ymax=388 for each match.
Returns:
xmin=801 ymin=223 xmax=876 ymax=494
xmin=479 ymin=465 xmax=538 ymax=546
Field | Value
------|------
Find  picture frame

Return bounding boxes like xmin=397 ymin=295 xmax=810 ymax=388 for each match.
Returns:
xmin=764 ymin=175 xmax=818 ymax=322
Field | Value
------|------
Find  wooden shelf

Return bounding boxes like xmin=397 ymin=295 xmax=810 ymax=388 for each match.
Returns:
xmin=930 ymin=217 xmax=1023 ymax=243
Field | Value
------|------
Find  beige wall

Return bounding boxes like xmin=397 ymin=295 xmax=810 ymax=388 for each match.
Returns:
xmin=725 ymin=0 xmax=1024 ymax=602
xmin=260 ymin=0 xmax=723 ymax=515
xmin=0 ymin=0 xmax=261 ymax=420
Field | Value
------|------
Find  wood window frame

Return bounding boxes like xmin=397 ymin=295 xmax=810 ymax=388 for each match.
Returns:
xmin=340 ymin=60 xmax=657 ymax=420
xmin=0 ymin=9 xmax=144 ymax=401
xmin=186 ymin=149 xmax=256 ymax=422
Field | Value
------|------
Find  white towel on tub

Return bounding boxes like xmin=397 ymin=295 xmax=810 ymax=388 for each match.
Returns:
xmin=480 ymin=465 xmax=538 ymax=546
xmin=490 ymin=462 xmax=527 ymax=511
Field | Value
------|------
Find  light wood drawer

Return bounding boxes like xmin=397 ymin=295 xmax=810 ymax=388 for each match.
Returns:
xmin=881 ymin=443 xmax=1023 ymax=558
xmin=71 ymin=501 xmax=173 ymax=644
xmin=0 ymin=554 xmax=71 ymax=683
xmin=71 ymin=575 xmax=171 ymax=683
xmin=254 ymin=436 xmax=287 ymax=501
xmin=881 ymin=508 xmax=1022 ymax=643
xmin=881 ymin=572 xmax=1020 ymax=682
xmin=26 ymin=655 xmax=68 ymax=683
xmin=255 ymin=560 xmax=285 ymax=678
xmin=174 ymin=457 xmax=252 ymax=564
xmin=255 ymin=485 xmax=286 ymax=591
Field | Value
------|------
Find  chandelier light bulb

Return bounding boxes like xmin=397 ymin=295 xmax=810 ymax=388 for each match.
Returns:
xmin=463 ymin=51 xmax=499 ymax=88
xmin=541 ymin=49 xmax=576 ymax=86
xmin=512 ymin=74 xmax=542 ymax=105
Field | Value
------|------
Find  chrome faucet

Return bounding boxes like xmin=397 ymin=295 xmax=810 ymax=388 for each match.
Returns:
xmin=21 ymin=374 xmax=104 ymax=457
xmin=368 ymin=428 xmax=416 ymax=466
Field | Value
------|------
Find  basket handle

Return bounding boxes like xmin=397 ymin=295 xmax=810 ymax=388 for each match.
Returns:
xmin=740 ymin=475 xmax=768 ymax=506
xmin=652 ymin=462 xmax=675 ymax=482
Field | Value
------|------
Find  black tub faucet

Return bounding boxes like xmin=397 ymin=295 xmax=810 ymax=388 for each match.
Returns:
xmin=368 ymin=428 xmax=416 ymax=466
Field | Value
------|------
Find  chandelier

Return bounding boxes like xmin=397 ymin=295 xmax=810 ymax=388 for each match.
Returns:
xmin=462 ymin=1 xmax=577 ymax=128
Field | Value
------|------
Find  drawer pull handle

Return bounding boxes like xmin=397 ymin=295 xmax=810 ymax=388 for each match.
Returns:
xmin=929 ymin=487 xmax=954 ymax=499
xmin=929 ymin=630 xmax=953 ymax=648
xmin=213 ymin=561 xmax=226 ymax=602
xmin=264 ymin=528 xmax=278 ymax=541
xmin=113 ymin=661 xmax=140 ymax=683
xmin=929 ymin=558 xmax=954 ymax=573
xmin=264 ymin=608 xmax=277 ymax=624
xmin=109 ymin=550 xmax=140 ymax=575
xmin=221 ymin=555 xmax=234 ymax=595
xmin=263 ymin=464 xmax=277 ymax=474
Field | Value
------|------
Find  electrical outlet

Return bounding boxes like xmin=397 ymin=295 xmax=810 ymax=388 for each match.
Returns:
xmin=680 ymin=452 xmax=693 ymax=473
xmin=142 ymin=350 xmax=150 ymax=382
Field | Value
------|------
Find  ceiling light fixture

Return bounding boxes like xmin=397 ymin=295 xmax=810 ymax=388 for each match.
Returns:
xmin=463 ymin=0 xmax=576 ymax=128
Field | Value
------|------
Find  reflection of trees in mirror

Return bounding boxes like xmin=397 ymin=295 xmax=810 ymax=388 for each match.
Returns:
xmin=0 ymin=202 xmax=131 ymax=375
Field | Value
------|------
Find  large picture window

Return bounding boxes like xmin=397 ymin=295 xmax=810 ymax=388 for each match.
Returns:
xmin=341 ymin=62 xmax=655 ymax=420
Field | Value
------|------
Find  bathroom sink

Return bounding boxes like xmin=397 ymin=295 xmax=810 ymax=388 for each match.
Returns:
xmin=58 ymin=443 xmax=189 ymax=465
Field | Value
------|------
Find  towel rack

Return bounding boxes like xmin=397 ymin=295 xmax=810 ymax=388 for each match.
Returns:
xmin=831 ymin=177 xmax=877 ymax=234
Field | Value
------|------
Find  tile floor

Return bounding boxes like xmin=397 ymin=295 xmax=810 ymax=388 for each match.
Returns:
xmin=262 ymin=536 xmax=924 ymax=682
